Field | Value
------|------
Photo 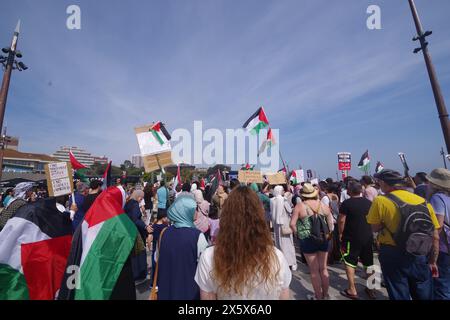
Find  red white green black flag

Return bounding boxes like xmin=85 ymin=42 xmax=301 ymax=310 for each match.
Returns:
xmin=242 ymin=107 xmax=269 ymax=135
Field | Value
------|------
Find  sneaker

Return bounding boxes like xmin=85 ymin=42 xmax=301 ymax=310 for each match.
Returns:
xmin=306 ymin=294 xmax=317 ymax=300
xmin=323 ymin=294 xmax=332 ymax=300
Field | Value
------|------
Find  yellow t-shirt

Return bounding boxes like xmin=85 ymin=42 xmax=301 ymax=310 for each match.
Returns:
xmin=366 ymin=190 xmax=440 ymax=246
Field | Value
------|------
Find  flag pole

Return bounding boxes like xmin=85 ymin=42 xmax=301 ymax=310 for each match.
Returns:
xmin=70 ymin=148 xmax=76 ymax=207
xmin=279 ymin=150 xmax=290 ymax=182
xmin=155 ymin=154 xmax=166 ymax=184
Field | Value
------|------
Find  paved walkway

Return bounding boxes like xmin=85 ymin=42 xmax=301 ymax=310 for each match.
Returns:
xmin=135 ymin=248 xmax=389 ymax=300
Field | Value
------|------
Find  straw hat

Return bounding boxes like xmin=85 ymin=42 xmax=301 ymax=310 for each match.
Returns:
xmin=300 ymin=183 xmax=318 ymax=198
xmin=426 ymin=168 xmax=450 ymax=190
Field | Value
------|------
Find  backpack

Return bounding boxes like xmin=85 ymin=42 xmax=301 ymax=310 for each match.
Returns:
xmin=431 ymin=193 xmax=450 ymax=253
xmin=305 ymin=202 xmax=330 ymax=245
xmin=385 ymin=193 xmax=435 ymax=256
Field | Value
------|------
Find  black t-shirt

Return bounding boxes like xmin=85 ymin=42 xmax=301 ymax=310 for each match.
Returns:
xmin=340 ymin=197 xmax=373 ymax=243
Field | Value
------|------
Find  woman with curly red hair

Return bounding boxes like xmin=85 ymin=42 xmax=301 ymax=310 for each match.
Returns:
xmin=195 ymin=186 xmax=292 ymax=299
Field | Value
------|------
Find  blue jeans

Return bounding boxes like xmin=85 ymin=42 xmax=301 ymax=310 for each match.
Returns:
xmin=379 ymin=245 xmax=433 ymax=300
xmin=434 ymin=252 xmax=450 ymax=300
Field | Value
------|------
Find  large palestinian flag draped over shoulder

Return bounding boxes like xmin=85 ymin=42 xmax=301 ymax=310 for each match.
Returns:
xmin=0 ymin=199 xmax=72 ymax=300
xmin=357 ymin=150 xmax=370 ymax=172
xmin=243 ymin=107 xmax=269 ymax=135
xmin=58 ymin=186 xmax=137 ymax=300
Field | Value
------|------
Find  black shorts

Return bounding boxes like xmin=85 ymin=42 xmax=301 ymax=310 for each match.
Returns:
xmin=341 ymin=239 xmax=374 ymax=268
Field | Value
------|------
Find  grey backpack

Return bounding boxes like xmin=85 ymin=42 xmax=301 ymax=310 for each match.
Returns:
xmin=385 ymin=193 xmax=435 ymax=256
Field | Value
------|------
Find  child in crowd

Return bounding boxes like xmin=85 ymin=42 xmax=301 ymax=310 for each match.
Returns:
xmin=148 ymin=210 xmax=169 ymax=286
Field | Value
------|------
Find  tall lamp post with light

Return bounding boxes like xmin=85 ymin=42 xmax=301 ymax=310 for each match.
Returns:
xmin=408 ymin=0 xmax=450 ymax=153
xmin=0 ymin=20 xmax=28 ymax=180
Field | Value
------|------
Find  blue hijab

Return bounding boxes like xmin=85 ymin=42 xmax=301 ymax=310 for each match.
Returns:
xmin=168 ymin=194 xmax=197 ymax=228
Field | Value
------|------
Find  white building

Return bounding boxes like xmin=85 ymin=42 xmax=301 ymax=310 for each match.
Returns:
xmin=52 ymin=146 xmax=96 ymax=167
xmin=131 ymin=154 xmax=144 ymax=168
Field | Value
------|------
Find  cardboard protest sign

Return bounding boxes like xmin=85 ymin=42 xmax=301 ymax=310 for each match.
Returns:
xmin=238 ymin=170 xmax=263 ymax=184
xmin=141 ymin=151 xmax=173 ymax=173
xmin=45 ymin=162 xmax=74 ymax=197
xmin=267 ymin=172 xmax=287 ymax=185
xmin=135 ymin=123 xmax=174 ymax=172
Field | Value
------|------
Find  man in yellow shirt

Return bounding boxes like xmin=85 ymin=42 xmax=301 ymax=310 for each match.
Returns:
xmin=367 ymin=169 xmax=440 ymax=300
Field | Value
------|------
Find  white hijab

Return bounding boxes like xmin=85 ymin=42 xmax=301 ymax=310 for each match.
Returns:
xmin=270 ymin=185 xmax=292 ymax=225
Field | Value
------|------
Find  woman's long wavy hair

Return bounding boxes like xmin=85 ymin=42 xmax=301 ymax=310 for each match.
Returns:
xmin=213 ymin=186 xmax=280 ymax=295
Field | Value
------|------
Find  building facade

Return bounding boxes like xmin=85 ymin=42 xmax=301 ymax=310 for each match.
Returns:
xmin=131 ymin=154 xmax=144 ymax=168
xmin=52 ymin=146 xmax=99 ymax=167
xmin=93 ymin=156 xmax=109 ymax=165
xmin=1 ymin=149 xmax=59 ymax=174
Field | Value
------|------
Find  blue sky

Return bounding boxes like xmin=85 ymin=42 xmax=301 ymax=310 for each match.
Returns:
xmin=1 ymin=0 xmax=450 ymax=179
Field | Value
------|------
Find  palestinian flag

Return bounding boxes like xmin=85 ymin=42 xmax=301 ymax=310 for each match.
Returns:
xmin=172 ymin=164 xmax=182 ymax=191
xmin=200 ymin=178 xmax=206 ymax=190
xmin=289 ymin=170 xmax=305 ymax=185
xmin=278 ymin=167 xmax=287 ymax=175
xmin=149 ymin=122 xmax=171 ymax=146
xmin=58 ymin=186 xmax=137 ymax=300
xmin=358 ymin=150 xmax=370 ymax=173
xmin=243 ymin=107 xmax=269 ymax=135
xmin=258 ymin=128 xmax=276 ymax=155
xmin=208 ymin=169 xmax=223 ymax=198
xmin=70 ymin=150 xmax=89 ymax=183
xmin=69 ymin=151 xmax=87 ymax=170
xmin=242 ymin=163 xmax=255 ymax=171
xmin=290 ymin=170 xmax=298 ymax=184
xmin=375 ymin=161 xmax=384 ymax=174
xmin=266 ymin=128 xmax=275 ymax=147
xmin=0 ymin=198 xmax=72 ymax=300
xmin=102 ymin=161 xmax=112 ymax=190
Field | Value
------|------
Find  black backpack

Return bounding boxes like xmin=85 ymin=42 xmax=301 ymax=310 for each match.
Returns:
xmin=385 ymin=193 xmax=435 ymax=256
xmin=306 ymin=203 xmax=330 ymax=245
xmin=310 ymin=214 xmax=330 ymax=245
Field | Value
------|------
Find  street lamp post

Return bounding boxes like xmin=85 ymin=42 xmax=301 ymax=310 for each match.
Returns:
xmin=0 ymin=20 xmax=28 ymax=180
xmin=408 ymin=0 xmax=450 ymax=153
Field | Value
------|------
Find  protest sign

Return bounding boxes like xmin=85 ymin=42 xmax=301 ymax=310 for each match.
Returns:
xmin=45 ymin=162 xmax=74 ymax=197
xmin=338 ymin=152 xmax=352 ymax=171
xmin=135 ymin=123 xmax=173 ymax=172
xmin=238 ymin=170 xmax=263 ymax=184
xmin=266 ymin=172 xmax=287 ymax=185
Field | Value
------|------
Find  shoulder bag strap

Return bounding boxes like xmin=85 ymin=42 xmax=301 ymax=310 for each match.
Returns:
xmin=151 ymin=227 xmax=168 ymax=293
xmin=384 ymin=192 xmax=406 ymax=208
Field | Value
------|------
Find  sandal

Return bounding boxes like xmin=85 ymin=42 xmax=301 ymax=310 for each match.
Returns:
xmin=340 ymin=289 xmax=359 ymax=300
xmin=365 ymin=288 xmax=377 ymax=300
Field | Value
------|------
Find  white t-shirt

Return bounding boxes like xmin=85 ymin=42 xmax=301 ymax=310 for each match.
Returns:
xmin=321 ymin=196 xmax=330 ymax=207
xmin=195 ymin=246 xmax=291 ymax=300
xmin=340 ymin=189 xmax=350 ymax=203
